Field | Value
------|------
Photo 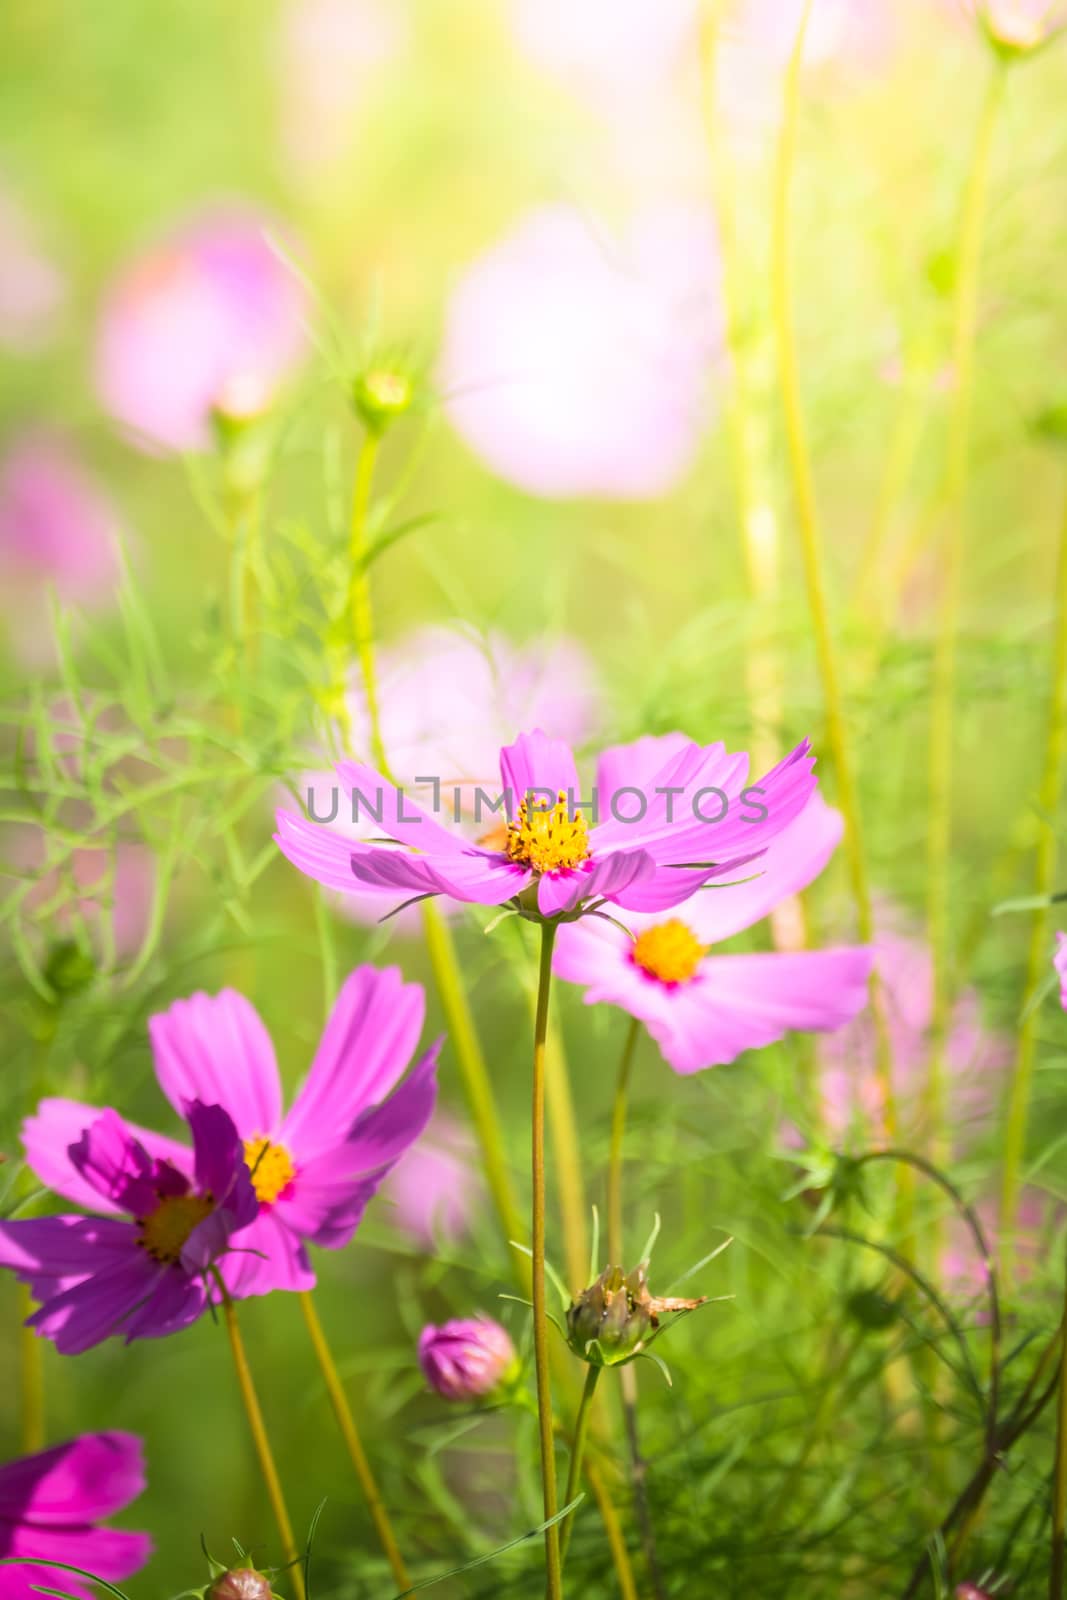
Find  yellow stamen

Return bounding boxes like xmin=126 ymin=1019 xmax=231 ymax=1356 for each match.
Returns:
xmin=244 ymin=1136 xmax=296 ymax=1204
xmin=505 ymin=791 xmax=590 ymax=874
xmin=631 ymin=919 xmax=704 ymax=985
xmin=137 ymin=1193 xmax=214 ymax=1264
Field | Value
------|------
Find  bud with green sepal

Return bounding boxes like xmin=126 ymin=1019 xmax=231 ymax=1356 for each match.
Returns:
xmin=565 ymin=1260 xmax=708 ymax=1371
xmin=352 ymin=352 xmax=420 ymax=438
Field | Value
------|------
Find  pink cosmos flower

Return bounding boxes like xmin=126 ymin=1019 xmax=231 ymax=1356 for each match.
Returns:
xmin=22 ymin=966 xmax=440 ymax=1298
xmin=1055 ymin=930 xmax=1067 ymax=1007
xmin=0 ymin=183 xmax=66 ymax=353
xmin=811 ymin=904 xmax=1011 ymax=1148
xmin=553 ymin=775 xmax=872 ymax=1072
xmin=439 ymin=205 xmax=721 ymax=500
xmin=418 ymin=1316 xmax=517 ymax=1400
xmin=279 ymin=0 xmax=407 ymax=174
xmin=302 ymin=625 xmax=603 ymax=927
xmin=0 ymin=432 xmax=120 ymax=663
xmin=0 ymin=1433 xmax=151 ymax=1600
xmin=95 ymin=207 xmax=307 ymax=453
xmin=0 ymin=1101 xmax=256 ymax=1354
xmin=384 ymin=1111 xmax=480 ymax=1249
xmin=276 ymin=727 xmax=819 ymax=921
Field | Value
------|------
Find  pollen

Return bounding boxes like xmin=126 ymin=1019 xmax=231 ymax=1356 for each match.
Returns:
xmin=137 ymin=1193 xmax=214 ymax=1264
xmin=631 ymin=918 xmax=705 ymax=985
xmin=244 ymin=1136 xmax=296 ymax=1204
xmin=505 ymin=791 xmax=590 ymax=874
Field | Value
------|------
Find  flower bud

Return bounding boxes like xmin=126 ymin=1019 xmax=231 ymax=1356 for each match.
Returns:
xmin=208 ymin=1570 xmax=275 ymax=1600
xmin=418 ymin=1315 xmax=517 ymax=1401
xmin=353 ymin=366 xmax=415 ymax=436
xmin=566 ymin=1263 xmax=706 ymax=1368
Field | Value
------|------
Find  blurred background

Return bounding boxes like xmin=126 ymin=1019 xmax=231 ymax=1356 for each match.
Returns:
xmin=3 ymin=1 xmax=1067 ymax=1594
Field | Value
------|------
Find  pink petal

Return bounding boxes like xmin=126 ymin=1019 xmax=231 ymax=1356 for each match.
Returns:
xmin=23 ymin=1098 xmax=192 ymax=1215
xmin=222 ymin=1210 xmax=316 ymax=1298
xmin=499 ymin=729 xmax=581 ymax=811
xmin=337 ymin=758 xmax=468 ymax=854
xmin=0 ymin=1431 xmax=146 ymax=1523
xmin=348 ymin=841 xmax=530 ymax=905
xmin=149 ymin=989 xmax=282 ymax=1136
xmin=282 ymin=965 xmax=426 ymax=1157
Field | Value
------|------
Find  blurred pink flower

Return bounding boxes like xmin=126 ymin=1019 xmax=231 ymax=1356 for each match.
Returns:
xmin=418 ymin=1316 xmax=517 ymax=1400
xmin=300 ymin=625 xmax=604 ymax=927
xmin=95 ymin=207 xmax=308 ymax=452
xmin=0 ymin=183 xmax=66 ymax=352
xmin=384 ymin=1111 xmax=480 ymax=1249
xmin=279 ymin=0 xmax=407 ymax=174
xmin=1055 ymin=929 xmax=1067 ymax=1007
xmin=0 ymin=432 xmax=120 ymax=663
xmin=5 ymin=827 xmax=157 ymax=968
xmin=439 ymin=204 xmax=721 ymax=499
xmin=941 ymin=1188 xmax=1048 ymax=1300
xmin=813 ymin=902 xmax=1011 ymax=1148
xmin=952 ymin=0 xmax=1066 ymax=50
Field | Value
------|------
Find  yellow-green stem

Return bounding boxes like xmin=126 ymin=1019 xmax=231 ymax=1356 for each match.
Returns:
xmin=545 ymin=1013 xmax=590 ymax=1299
xmin=608 ymin=1019 xmax=640 ymax=1268
xmin=772 ymin=0 xmax=896 ymax=1135
xmin=218 ymin=1286 xmax=306 ymax=1600
xmin=532 ymin=920 xmax=563 ymax=1600
xmin=348 ymin=432 xmax=388 ymax=772
xmin=298 ymin=1290 xmax=410 ymax=1592
xmin=422 ymin=901 xmax=529 ymax=1281
xmin=18 ymin=1285 xmax=44 ymax=1453
xmin=1002 ymin=477 xmax=1067 ymax=1256
xmin=584 ymin=1463 xmax=639 ymax=1600
xmin=560 ymin=1366 xmax=600 ymax=1568
xmin=926 ymin=61 xmax=1007 ymax=1157
xmin=1052 ymin=1245 xmax=1067 ymax=1597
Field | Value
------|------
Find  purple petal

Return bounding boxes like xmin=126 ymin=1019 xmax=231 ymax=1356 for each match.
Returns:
xmin=66 ymin=1111 xmax=161 ymax=1217
xmin=184 ymin=1101 xmax=258 ymax=1230
xmin=149 ymin=989 xmax=282 ymax=1138
xmin=27 ymin=1254 xmax=164 ymax=1355
xmin=0 ymin=1431 xmax=146 ymax=1523
xmin=23 ymin=1098 xmax=192 ymax=1215
xmin=282 ymin=965 xmax=426 ymax=1159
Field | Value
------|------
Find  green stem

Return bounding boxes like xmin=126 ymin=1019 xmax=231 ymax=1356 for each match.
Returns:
xmin=298 ymin=1290 xmax=410 ymax=1592
xmin=532 ymin=920 xmax=563 ymax=1600
xmin=421 ymin=901 xmax=529 ymax=1283
xmin=560 ymin=1366 xmax=600 ymax=1568
xmin=17 ymin=1284 xmax=44 ymax=1453
xmin=608 ymin=1019 xmax=640 ymax=1267
xmin=217 ymin=1280 xmax=306 ymax=1600
xmin=545 ymin=1011 xmax=590 ymax=1299
xmin=348 ymin=432 xmax=387 ymax=772
xmin=1002 ymin=475 xmax=1067 ymax=1259
xmin=1051 ymin=1245 xmax=1067 ymax=1598
xmin=926 ymin=60 xmax=1007 ymax=1159
xmin=772 ymin=0 xmax=896 ymax=1134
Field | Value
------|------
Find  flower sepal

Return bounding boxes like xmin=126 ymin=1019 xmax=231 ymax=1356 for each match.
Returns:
xmin=565 ymin=1261 xmax=707 ymax=1370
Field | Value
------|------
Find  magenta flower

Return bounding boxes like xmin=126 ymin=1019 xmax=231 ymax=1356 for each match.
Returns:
xmin=1055 ymin=930 xmax=1067 ymax=1007
xmin=0 ymin=431 xmax=119 ymax=663
xmin=95 ymin=206 xmax=307 ymax=453
xmin=277 ymin=727 xmax=819 ymax=922
xmin=418 ymin=1316 xmax=517 ymax=1400
xmin=0 ymin=1432 xmax=151 ymax=1600
xmin=23 ymin=966 xmax=440 ymax=1298
xmin=301 ymin=625 xmax=603 ymax=927
xmin=439 ymin=205 xmax=721 ymax=500
xmin=0 ymin=1101 xmax=256 ymax=1354
xmin=811 ymin=901 xmax=1011 ymax=1148
xmin=553 ymin=776 xmax=872 ymax=1072
xmin=384 ymin=1111 xmax=480 ymax=1249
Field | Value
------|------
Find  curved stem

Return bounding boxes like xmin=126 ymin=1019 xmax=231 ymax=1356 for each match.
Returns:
xmin=298 ymin=1290 xmax=409 ymax=1591
xmin=1002 ymin=474 xmax=1067 ymax=1261
xmin=18 ymin=1285 xmax=44 ymax=1453
xmin=560 ymin=1366 xmax=600 ymax=1568
xmin=1052 ymin=1247 xmax=1067 ymax=1598
xmin=926 ymin=60 xmax=1007 ymax=1159
xmin=218 ymin=1283 xmax=306 ymax=1600
xmin=772 ymin=0 xmax=896 ymax=1134
xmin=348 ymin=432 xmax=387 ymax=772
xmin=608 ymin=1019 xmax=640 ymax=1268
xmin=532 ymin=920 xmax=563 ymax=1600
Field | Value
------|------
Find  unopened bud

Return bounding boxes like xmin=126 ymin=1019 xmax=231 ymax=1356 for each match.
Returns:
xmin=353 ymin=367 xmax=414 ymax=436
xmin=208 ymin=1570 xmax=275 ymax=1600
xmin=566 ymin=1263 xmax=706 ymax=1368
xmin=418 ymin=1315 xmax=518 ymax=1400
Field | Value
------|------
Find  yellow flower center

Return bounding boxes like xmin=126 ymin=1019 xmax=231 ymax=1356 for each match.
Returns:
xmin=244 ymin=1136 xmax=296 ymax=1204
xmin=137 ymin=1193 xmax=214 ymax=1264
xmin=505 ymin=791 xmax=590 ymax=874
xmin=631 ymin=918 xmax=704 ymax=985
